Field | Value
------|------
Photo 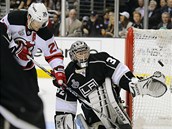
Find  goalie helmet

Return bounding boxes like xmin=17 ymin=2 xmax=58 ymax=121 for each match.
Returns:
xmin=28 ymin=3 xmax=49 ymax=29
xmin=69 ymin=41 xmax=90 ymax=68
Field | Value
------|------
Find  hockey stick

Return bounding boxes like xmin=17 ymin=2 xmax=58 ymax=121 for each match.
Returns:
xmin=27 ymin=56 xmax=55 ymax=79
xmin=28 ymin=56 xmax=120 ymax=129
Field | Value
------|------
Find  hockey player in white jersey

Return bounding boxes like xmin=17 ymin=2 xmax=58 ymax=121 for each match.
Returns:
xmin=53 ymin=41 xmax=167 ymax=129
xmin=0 ymin=3 xmax=66 ymax=93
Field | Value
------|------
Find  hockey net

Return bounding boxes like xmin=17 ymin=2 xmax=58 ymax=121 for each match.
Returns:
xmin=125 ymin=27 xmax=172 ymax=129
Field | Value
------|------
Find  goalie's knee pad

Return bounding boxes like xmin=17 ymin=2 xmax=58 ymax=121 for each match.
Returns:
xmin=129 ymin=71 xmax=167 ymax=97
xmin=54 ymin=114 xmax=75 ymax=129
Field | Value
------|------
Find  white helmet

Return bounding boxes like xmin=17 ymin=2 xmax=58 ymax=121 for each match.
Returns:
xmin=69 ymin=41 xmax=90 ymax=68
xmin=28 ymin=3 xmax=49 ymax=28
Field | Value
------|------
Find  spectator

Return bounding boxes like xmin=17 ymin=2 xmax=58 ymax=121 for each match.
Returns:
xmin=135 ymin=0 xmax=145 ymax=18
xmin=17 ymin=0 xmax=50 ymax=10
xmin=161 ymin=0 xmax=172 ymax=18
xmin=119 ymin=11 xmax=133 ymax=38
xmin=59 ymin=9 xmax=82 ymax=37
xmin=148 ymin=0 xmax=161 ymax=29
xmin=43 ymin=0 xmax=51 ymax=9
xmin=160 ymin=0 xmax=167 ymax=8
xmin=10 ymin=0 xmax=21 ymax=9
xmin=87 ymin=11 xmax=105 ymax=37
xmin=51 ymin=0 xmax=69 ymax=11
xmin=105 ymin=14 xmax=115 ymax=37
xmin=157 ymin=12 xmax=172 ymax=29
xmin=18 ymin=0 xmax=32 ymax=10
xmin=132 ymin=11 xmax=143 ymax=29
xmin=73 ymin=0 xmax=79 ymax=11
xmin=103 ymin=11 xmax=110 ymax=29
xmin=50 ymin=12 xmax=61 ymax=36
xmin=81 ymin=16 xmax=90 ymax=37
xmin=109 ymin=11 xmax=114 ymax=18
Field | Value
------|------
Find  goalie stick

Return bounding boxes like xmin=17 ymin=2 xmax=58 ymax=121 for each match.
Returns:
xmin=28 ymin=56 xmax=121 ymax=129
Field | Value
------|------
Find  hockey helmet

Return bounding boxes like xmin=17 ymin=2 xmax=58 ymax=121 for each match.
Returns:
xmin=28 ymin=3 xmax=49 ymax=29
xmin=69 ymin=41 xmax=90 ymax=68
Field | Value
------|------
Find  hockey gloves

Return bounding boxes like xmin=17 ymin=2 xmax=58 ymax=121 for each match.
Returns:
xmin=15 ymin=41 xmax=34 ymax=61
xmin=129 ymin=71 xmax=167 ymax=97
xmin=51 ymin=66 xmax=67 ymax=89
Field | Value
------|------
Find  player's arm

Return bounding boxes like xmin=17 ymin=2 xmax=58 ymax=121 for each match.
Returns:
xmin=103 ymin=52 xmax=167 ymax=97
xmin=111 ymin=63 xmax=167 ymax=98
xmin=40 ymin=35 xmax=66 ymax=86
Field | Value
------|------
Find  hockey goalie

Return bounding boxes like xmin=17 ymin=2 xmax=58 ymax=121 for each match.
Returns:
xmin=53 ymin=41 xmax=167 ymax=129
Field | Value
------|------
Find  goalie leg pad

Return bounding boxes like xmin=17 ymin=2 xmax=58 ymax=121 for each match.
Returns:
xmin=129 ymin=71 xmax=167 ymax=97
xmin=54 ymin=114 xmax=75 ymax=129
xmin=87 ymin=78 xmax=131 ymax=128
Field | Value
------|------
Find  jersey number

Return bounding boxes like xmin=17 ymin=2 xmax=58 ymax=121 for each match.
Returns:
xmin=48 ymin=43 xmax=57 ymax=54
xmin=57 ymin=87 xmax=65 ymax=96
xmin=106 ymin=57 xmax=116 ymax=65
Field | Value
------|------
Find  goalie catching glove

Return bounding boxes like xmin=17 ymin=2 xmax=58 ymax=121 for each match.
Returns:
xmin=51 ymin=66 xmax=67 ymax=89
xmin=129 ymin=71 xmax=167 ymax=97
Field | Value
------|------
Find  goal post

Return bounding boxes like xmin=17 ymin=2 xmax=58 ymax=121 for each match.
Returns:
xmin=125 ymin=27 xmax=172 ymax=129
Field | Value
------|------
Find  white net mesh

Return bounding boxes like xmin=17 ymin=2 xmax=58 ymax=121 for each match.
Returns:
xmin=131 ymin=28 xmax=172 ymax=129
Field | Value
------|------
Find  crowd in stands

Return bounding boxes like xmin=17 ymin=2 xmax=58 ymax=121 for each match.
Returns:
xmin=9 ymin=0 xmax=172 ymax=38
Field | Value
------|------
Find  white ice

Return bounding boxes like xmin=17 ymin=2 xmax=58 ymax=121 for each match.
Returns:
xmin=38 ymin=78 xmax=56 ymax=129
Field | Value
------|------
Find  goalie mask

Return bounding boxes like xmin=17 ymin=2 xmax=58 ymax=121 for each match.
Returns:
xmin=69 ymin=41 xmax=90 ymax=68
xmin=27 ymin=3 xmax=49 ymax=30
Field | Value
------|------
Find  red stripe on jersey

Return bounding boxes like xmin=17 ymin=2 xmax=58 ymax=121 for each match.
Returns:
xmin=45 ymin=53 xmax=63 ymax=63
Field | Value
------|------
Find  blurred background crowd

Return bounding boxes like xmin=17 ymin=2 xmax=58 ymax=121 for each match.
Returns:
xmin=1 ymin=0 xmax=172 ymax=38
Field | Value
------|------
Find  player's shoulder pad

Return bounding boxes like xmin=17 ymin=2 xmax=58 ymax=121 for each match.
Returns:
xmin=37 ymin=27 xmax=53 ymax=41
xmin=90 ymin=51 xmax=120 ymax=67
xmin=8 ymin=11 xmax=27 ymax=25
xmin=90 ymin=51 xmax=111 ymax=61
xmin=65 ymin=61 xmax=75 ymax=71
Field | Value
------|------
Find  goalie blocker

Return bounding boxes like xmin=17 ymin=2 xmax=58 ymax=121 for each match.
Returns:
xmin=129 ymin=71 xmax=167 ymax=97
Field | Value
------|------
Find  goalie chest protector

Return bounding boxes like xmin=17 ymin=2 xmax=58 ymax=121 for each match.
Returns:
xmin=65 ymin=52 xmax=120 ymax=99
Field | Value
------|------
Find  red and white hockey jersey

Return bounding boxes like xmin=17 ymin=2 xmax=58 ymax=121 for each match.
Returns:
xmin=0 ymin=11 xmax=63 ymax=70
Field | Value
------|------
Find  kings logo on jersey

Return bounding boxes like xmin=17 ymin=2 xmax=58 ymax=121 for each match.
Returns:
xmin=79 ymin=79 xmax=98 ymax=97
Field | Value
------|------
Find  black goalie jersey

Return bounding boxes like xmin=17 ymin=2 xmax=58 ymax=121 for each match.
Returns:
xmin=56 ymin=52 xmax=134 ymax=125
